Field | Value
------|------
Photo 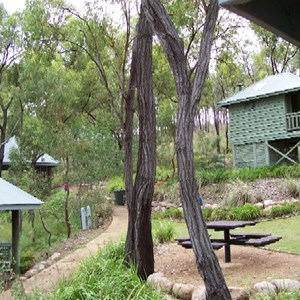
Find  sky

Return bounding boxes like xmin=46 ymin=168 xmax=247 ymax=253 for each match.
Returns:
xmin=0 ymin=0 xmax=85 ymax=14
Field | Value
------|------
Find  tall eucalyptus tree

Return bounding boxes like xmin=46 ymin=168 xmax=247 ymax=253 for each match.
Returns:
xmin=143 ymin=0 xmax=231 ymax=298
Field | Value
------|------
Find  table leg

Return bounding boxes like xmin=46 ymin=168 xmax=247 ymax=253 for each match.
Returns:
xmin=224 ymin=229 xmax=231 ymax=263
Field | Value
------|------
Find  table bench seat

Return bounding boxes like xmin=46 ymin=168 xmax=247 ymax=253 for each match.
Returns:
xmin=177 ymin=240 xmax=225 ymax=250
xmin=230 ymin=233 xmax=271 ymax=239
xmin=244 ymin=236 xmax=282 ymax=247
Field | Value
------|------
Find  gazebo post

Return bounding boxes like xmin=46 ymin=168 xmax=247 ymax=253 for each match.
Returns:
xmin=12 ymin=210 xmax=20 ymax=274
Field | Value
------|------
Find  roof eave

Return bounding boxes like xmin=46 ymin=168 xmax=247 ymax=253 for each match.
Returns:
xmin=0 ymin=204 xmax=43 ymax=211
xmin=219 ymin=0 xmax=300 ymax=48
xmin=219 ymin=86 xmax=300 ymax=107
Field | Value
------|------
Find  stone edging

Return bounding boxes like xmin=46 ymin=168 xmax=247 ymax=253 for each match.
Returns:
xmin=147 ymin=273 xmax=300 ymax=300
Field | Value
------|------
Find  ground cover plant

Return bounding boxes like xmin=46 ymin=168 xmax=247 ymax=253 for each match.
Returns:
xmin=10 ymin=241 xmax=164 ymax=300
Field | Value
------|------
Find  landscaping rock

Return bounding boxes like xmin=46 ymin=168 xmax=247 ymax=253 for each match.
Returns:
xmin=191 ymin=287 xmax=206 ymax=300
xmin=271 ymin=279 xmax=300 ymax=292
xmin=172 ymin=283 xmax=195 ymax=300
xmin=253 ymin=281 xmax=276 ymax=297
xmin=147 ymin=273 xmax=173 ymax=294
xmin=229 ymin=287 xmax=247 ymax=299
xmin=263 ymin=200 xmax=276 ymax=207
xmin=24 ymin=268 xmax=38 ymax=278
xmin=254 ymin=203 xmax=264 ymax=208
xmin=50 ymin=252 xmax=61 ymax=261
xmin=235 ymin=288 xmax=252 ymax=300
xmin=203 ymin=204 xmax=212 ymax=209
xmin=34 ymin=263 xmax=45 ymax=272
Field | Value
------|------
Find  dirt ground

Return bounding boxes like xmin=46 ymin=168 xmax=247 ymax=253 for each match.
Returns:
xmin=154 ymin=242 xmax=300 ymax=288
xmin=2 ymin=201 xmax=300 ymax=299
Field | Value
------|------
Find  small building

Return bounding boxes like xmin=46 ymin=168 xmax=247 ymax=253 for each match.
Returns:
xmin=219 ymin=72 xmax=300 ymax=168
xmin=3 ymin=136 xmax=59 ymax=178
xmin=0 ymin=178 xmax=43 ymax=274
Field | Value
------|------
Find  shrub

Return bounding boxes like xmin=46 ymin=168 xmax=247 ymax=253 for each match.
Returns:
xmin=105 ymin=176 xmax=125 ymax=192
xmin=75 ymin=188 xmax=114 ymax=228
xmin=225 ymin=179 xmax=254 ymax=208
xmin=201 ymin=207 xmax=212 ymax=221
xmin=156 ymin=166 xmax=173 ymax=181
xmin=285 ymin=179 xmax=300 ymax=198
xmin=53 ymin=241 xmax=164 ymax=300
xmin=20 ymin=250 xmax=36 ymax=274
xmin=211 ymin=208 xmax=228 ymax=221
xmin=228 ymin=204 xmax=262 ymax=221
xmin=153 ymin=222 xmax=175 ymax=243
xmin=152 ymin=208 xmax=183 ymax=220
xmin=269 ymin=203 xmax=295 ymax=218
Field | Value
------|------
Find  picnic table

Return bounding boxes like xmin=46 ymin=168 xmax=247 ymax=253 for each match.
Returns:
xmin=177 ymin=220 xmax=282 ymax=263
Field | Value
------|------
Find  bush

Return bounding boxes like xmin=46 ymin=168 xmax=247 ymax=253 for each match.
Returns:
xmin=20 ymin=250 xmax=36 ymax=274
xmin=269 ymin=203 xmax=295 ymax=218
xmin=228 ymin=204 xmax=262 ymax=221
xmin=285 ymin=179 xmax=300 ymax=198
xmin=152 ymin=208 xmax=183 ymax=220
xmin=53 ymin=241 xmax=164 ymax=300
xmin=201 ymin=207 xmax=212 ymax=221
xmin=74 ymin=188 xmax=114 ymax=228
xmin=211 ymin=208 xmax=228 ymax=221
xmin=105 ymin=176 xmax=125 ymax=192
xmin=225 ymin=179 xmax=254 ymax=208
xmin=153 ymin=221 xmax=175 ymax=243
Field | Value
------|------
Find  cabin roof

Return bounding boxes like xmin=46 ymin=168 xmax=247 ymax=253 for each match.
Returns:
xmin=0 ymin=178 xmax=43 ymax=211
xmin=219 ymin=72 xmax=300 ymax=107
xmin=219 ymin=0 xmax=300 ymax=48
xmin=3 ymin=136 xmax=59 ymax=167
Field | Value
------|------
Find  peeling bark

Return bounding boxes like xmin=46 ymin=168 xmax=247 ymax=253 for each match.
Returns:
xmin=143 ymin=0 xmax=231 ymax=298
xmin=125 ymin=5 xmax=155 ymax=279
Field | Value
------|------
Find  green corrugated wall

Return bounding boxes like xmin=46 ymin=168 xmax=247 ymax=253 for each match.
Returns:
xmin=229 ymin=95 xmax=286 ymax=145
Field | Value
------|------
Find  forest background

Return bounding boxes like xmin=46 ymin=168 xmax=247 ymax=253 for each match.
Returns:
xmin=0 ymin=0 xmax=299 ymax=277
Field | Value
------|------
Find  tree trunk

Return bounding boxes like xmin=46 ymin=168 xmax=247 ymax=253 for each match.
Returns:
xmin=144 ymin=0 xmax=231 ymax=298
xmin=125 ymin=5 xmax=156 ymax=279
xmin=64 ymin=156 xmax=71 ymax=238
xmin=213 ymin=104 xmax=221 ymax=154
xmin=0 ymin=100 xmax=11 ymax=177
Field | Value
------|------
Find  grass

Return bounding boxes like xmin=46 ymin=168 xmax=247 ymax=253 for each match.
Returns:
xmin=10 ymin=241 xmax=164 ymax=300
xmin=171 ymin=215 xmax=300 ymax=254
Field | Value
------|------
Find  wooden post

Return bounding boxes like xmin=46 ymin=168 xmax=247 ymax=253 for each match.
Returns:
xmin=12 ymin=210 xmax=20 ymax=274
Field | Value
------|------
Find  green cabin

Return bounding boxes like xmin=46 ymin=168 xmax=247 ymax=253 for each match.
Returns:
xmin=219 ymin=72 xmax=300 ymax=168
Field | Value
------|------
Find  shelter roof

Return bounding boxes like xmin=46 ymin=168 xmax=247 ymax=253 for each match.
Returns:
xmin=219 ymin=0 xmax=300 ymax=48
xmin=219 ymin=72 xmax=300 ymax=107
xmin=3 ymin=136 xmax=59 ymax=167
xmin=0 ymin=178 xmax=43 ymax=211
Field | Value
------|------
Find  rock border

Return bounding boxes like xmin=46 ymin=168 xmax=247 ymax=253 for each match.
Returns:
xmin=147 ymin=273 xmax=300 ymax=300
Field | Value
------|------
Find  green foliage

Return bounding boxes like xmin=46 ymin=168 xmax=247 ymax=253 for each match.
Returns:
xmin=251 ymin=290 xmax=300 ymax=300
xmin=156 ymin=166 xmax=173 ymax=181
xmin=74 ymin=188 xmax=114 ymax=228
xmin=53 ymin=241 xmax=164 ymax=300
xmin=0 ymin=187 xmax=113 ymax=274
xmin=152 ymin=208 xmax=183 ymax=220
xmin=105 ymin=176 xmax=125 ymax=192
xmin=209 ymin=204 xmax=262 ymax=221
xmin=20 ymin=250 xmax=36 ymax=274
xmin=210 ymin=208 xmax=228 ymax=221
xmin=153 ymin=221 xmax=175 ymax=244
xmin=228 ymin=204 xmax=262 ymax=221
xmin=197 ymin=165 xmax=300 ymax=186
xmin=268 ymin=203 xmax=295 ymax=218
xmin=201 ymin=207 xmax=212 ymax=221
